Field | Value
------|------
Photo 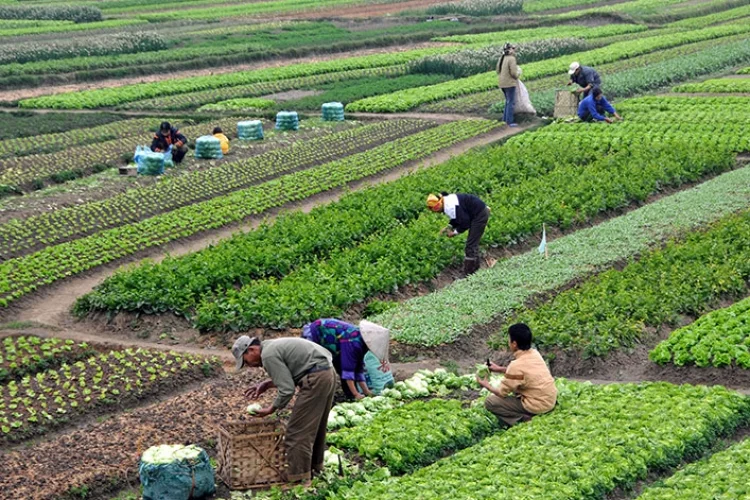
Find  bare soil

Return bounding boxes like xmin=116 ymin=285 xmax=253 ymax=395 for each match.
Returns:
xmin=0 ymin=42 xmax=450 ymax=103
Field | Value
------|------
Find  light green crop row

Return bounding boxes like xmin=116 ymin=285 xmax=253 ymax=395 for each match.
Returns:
xmin=18 ymin=48 xmax=456 ymax=109
xmin=435 ymin=23 xmax=647 ymax=44
xmin=636 ymin=437 xmax=750 ymax=499
xmin=674 ymin=78 xmax=750 ymax=93
xmin=0 ymin=19 xmax=145 ymax=37
xmin=667 ymin=3 xmax=750 ymax=28
xmin=332 ymin=381 xmax=750 ymax=499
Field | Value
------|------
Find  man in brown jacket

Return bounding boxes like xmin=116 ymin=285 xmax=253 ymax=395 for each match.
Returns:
xmin=478 ymin=323 xmax=557 ymax=426
xmin=233 ymin=336 xmax=336 ymax=484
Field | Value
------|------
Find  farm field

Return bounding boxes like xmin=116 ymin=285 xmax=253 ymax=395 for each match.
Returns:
xmin=2 ymin=0 xmax=750 ymax=498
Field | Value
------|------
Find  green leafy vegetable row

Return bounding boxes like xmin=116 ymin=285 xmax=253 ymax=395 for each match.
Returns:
xmin=0 ymin=119 xmax=432 ymax=259
xmin=0 ymin=336 xmax=95 ymax=384
xmin=192 ymin=120 xmax=746 ymax=331
xmin=674 ymin=77 xmax=750 ymax=93
xmin=18 ymin=48 xmax=456 ymax=109
xmin=374 ymin=98 xmax=750 ymax=346
xmin=650 ymin=296 xmax=750 ymax=368
xmin=636 ymin=437 xmax=750 ymax=499
xmin=346 ymin=22 xmax=750 ymax=112
xmin=434 ymin=23 xmax=646 ymax=44
xmin=332 ymin=381 xmax=750 ymax=499
xmin=122 ymin=66 xmax=407 ymax=111
xmin=0 ymin=117 xmax=158 ymax=159
xmin=0 ymin=117 xmax=241 ymax=193
xmin=329 ymin=399 xmax=498 ymax=474
xmin=0 ymin=119 xmax=500 ymax=309
xmin=0 ymin=348 xmax=220 ymax=442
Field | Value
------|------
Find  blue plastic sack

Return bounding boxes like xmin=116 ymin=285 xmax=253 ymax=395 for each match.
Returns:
xmin=139 ymin=445 xmax=216 ymax=500
xmin=364 ymin=351 xmax=394 ymax=395
xmin=136 ymin=145 xmax=172 ymax=176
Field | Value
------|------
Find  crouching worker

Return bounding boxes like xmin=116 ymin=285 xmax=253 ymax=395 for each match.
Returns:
xmin=233 ymin=336 xmax=335 ymax=484
xmin=302 ymin=318 xmax=391 ymax=400
xmin=151 ymin=121 xmax=188 ymax=163
xmin=478 ymin=323 xmax=557 ymax=427
xmin=577 ymin=88 xmax=621 ymax=124
xmin=213 ymin=126 xmax=230 ymax=154
xmin=427 ymin=192 xmax=490 ymax=276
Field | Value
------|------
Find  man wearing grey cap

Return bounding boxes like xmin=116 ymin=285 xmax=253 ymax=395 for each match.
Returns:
xmin=232 ymin=335 xmax=335 ymax=484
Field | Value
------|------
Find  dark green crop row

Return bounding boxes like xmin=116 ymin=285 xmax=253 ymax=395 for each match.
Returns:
xmin=192 ymin=130 xmax=737 ymax=331
xmin=504 ymin=208 xmax=750 ymax=358
xmin=0 ymin=119 xmax=433 ymax=259
xmin=0 ymin=120 xmax=500 ymax=309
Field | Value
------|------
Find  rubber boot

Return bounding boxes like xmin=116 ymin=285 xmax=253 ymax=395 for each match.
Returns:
xmin=463 ymin=258 xmax=480 ymax=277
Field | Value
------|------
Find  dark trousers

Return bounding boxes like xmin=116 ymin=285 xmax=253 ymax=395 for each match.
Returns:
xmin=284 ymin=368 xmax=336 ymax=482
xmin=172 ymin=144 xmax=188 ymax=163
xmin=501 ymin=86 xmax=516 ymax=124
xmin=332 ymin=355 xmax=357 ymax=399
xmin=465 ymin=207 xmax=490 ymax=260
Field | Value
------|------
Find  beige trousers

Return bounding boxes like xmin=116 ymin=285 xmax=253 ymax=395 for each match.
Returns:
xmin=284 ymin=368 xmax=336 ymax=482
xmin=484 ymin=394 xmax=535 ymax=427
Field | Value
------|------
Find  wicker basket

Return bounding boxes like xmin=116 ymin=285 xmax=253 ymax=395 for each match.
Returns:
xmin=554 ymin=90 xmax=580 ymax=118
xmin=217 ymin=419 xmax=288 ymax=490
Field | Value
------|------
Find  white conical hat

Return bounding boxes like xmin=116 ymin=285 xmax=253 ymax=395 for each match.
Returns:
xmin=359 ymin=320 xmax=390 ymax=363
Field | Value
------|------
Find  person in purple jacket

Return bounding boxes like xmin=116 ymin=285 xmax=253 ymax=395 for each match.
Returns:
xmin=427 ymin=192 xmax=491 ymax=276
xmin=302 ymin=319 xmax=390 ymax=400
xmin=577 ymin=88 xmax=622 ymax=124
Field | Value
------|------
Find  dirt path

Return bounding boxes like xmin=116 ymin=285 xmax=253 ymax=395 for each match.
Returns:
xmin=0 ymin=42 xmax=448 ymax=103
xmin=4 ymin=120 xmax=532 ymax=335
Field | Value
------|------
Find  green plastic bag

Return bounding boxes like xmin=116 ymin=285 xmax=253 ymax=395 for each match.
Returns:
xmin=139 ymin=444 xmax=216 ymax=500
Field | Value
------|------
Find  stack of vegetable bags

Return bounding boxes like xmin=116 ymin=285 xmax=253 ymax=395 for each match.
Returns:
xmin=194 ymin=135 xmax=223 ymax=159
xmin=322 ymin=102 xmax=345 ymax=122
xmin=139 ymin=444 xmax=216 ymax=500
xmin=237 ymin=120 xmax=264 ymax=140
xmin=275 ymin=111 xmax=299 ymax=131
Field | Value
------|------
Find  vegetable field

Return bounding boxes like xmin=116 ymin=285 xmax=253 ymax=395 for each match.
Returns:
xmin=3 ymin=0 xmax=750 ymax=498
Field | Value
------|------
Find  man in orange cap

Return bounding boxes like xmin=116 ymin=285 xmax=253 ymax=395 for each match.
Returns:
xmin=427 ymin=192 xmax=490 ymax=276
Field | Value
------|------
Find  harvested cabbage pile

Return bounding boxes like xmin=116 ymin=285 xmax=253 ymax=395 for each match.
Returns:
xmin=328 ymin=395 xmax=395 ymax=430
xmin=141 ymin=444 xmax=203 ymax=465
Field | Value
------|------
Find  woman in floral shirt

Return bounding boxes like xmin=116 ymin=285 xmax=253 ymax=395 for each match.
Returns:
xmin=302 ymin=318 xmax=390 ymax=400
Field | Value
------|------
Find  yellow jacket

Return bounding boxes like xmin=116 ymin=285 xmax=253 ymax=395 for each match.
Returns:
xmin=213 ymin=133 xmax=229 ymax=154
xmin=499 ymin=348 xmax=557 ymax=414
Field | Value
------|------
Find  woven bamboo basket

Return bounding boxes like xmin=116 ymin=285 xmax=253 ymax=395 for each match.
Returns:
xmin=217 ymin=419 xmax=288 ymax=490
xmin=554 ymin=90 xmax=580 ymax=118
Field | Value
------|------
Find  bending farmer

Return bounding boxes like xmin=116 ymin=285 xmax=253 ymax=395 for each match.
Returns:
xmin=427 ymin=192 xmax=490 ymax=276
xmin=578 ymin=88 xmax=621 ymax=123
xmin=233 ymin=336 xmax=335 ymax=484
xmin=496 ymin=42 xmax=520 ymax=127
xmin=302 ymin=319 xmax=390 ymax=400
xmin=151 ymin=121 xmax=188 ymax=164
xmin=567 ymin=62 xmax=601 ymax=98
xmin=478 ymin=323 xmax=557 ymax=427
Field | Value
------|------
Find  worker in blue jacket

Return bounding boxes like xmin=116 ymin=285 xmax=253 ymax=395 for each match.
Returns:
xmin=577 ymin=88 xmax=622 ymax=123
xmin=428 ymin=192 xmax=490 ymax=276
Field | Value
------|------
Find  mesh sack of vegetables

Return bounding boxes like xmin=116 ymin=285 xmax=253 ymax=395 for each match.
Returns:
xmin=321 ymin=102 xmax=345 ymax=122
xmin=139 ymin=444 xmax=216 ymax=500
xmin=275 ymin=111 xmax=299 ymax=131
xmin=136 ymin=151 xmax=166 ymax=176
xmin=194 ymin=135 xmax=224 ymax=160
xmin=237 ymin=120 xmax=264 ymax=140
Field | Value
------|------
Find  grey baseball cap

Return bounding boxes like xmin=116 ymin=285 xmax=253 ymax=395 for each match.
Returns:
xmin=232 ymin=336 xmax=258 ymax=370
